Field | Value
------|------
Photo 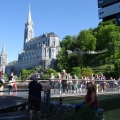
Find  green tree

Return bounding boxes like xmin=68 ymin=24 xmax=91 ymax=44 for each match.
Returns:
xmin=21 ymin=68 xmax=28 ymax=79
xmin=77 ymin=30 xmax=96 ymax=51
xmin=68 ymin=52 xmax=83 ymax=71
xmin=42 ymin=74 xmax=50 ymax=79
xmin=114 ymin=60 xmax=120 ymax=77
xmin=56 ymin=48 xmax=69 ymax=72
xmin=108 ymin=31 xmax=120 ymax=58
xmin=60 ymin=35 xmax=76 ymax=50
xmin=97 ymin=24 xmax=120 ymax=51
xmin=45 ymin=68 xmax=57 ymax=77
xmin=81 ymin=67 xmax=94 ymax=77
xmin=71 ymin=67 xmax=81 ymax=78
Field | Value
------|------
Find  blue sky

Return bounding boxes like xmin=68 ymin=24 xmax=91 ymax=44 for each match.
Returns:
xmin=0 ymin=0 xmax=100 ymax=63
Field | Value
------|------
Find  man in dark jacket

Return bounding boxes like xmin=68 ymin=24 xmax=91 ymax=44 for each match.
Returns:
xmin=28 ymin=75 xmax=44 ymax=120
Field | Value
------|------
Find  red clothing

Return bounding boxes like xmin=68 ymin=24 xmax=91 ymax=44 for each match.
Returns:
xmin=13 ymin=82 xmax=18 ymax=90
xmin=85 ymin=92 xmax=98 ymax=107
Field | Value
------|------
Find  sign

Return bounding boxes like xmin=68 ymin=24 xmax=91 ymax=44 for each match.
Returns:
xmin=98 ymin=2 xmax=120 ymax=19
xmin=117 ymin=14 xmax=120 ymax=25
xmin=98 ymin=0 xmax=120 ymax=8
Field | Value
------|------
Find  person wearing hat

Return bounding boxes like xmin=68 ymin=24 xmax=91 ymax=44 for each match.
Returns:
xmin=28 ymin=75 xmax=44 ymax=120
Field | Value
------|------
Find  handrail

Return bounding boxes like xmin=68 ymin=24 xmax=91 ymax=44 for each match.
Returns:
xmin=4 ymin=79 xmax=120 ymax=83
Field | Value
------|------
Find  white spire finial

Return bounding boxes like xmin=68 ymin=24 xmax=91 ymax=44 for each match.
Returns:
xmin=27 ymin=4 xmax=32 ymax=23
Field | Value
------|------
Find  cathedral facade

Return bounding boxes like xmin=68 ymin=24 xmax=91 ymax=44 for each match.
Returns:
xmin=5 ymin=5 xmax=60 ymax=75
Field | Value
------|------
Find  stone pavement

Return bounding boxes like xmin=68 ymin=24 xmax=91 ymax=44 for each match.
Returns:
xmin=0 ymin=111 xmax=28 ymax=120
xmin=0 ymin=95 xmax=27 ymax=111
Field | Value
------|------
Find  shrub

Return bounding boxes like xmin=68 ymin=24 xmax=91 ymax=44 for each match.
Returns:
xmin=81 ymin=67 xmax=94 ymax=77
xmin=63 ymin=108 xmax=100 ymax=120
xmin=71 ymin=67 xmax=81 ymax=78
xmin=45 ymin=68 xmax=58 ymax=77
xmin=42 ymin=74 xmax=50 ymax=79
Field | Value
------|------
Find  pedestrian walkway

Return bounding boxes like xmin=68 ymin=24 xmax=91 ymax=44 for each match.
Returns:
xmin=51 ymin=90 xmax=120 ymax=98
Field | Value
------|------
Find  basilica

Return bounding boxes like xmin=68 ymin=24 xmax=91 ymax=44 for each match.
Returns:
xmin=2 ymin=5 xmax=60 ymax=75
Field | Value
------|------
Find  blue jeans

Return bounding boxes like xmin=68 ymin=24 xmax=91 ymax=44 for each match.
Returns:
xmin=59 ymin=83 xmax=62 ymax=91
xmin=74 ymin=83 xmax=78 ymax=91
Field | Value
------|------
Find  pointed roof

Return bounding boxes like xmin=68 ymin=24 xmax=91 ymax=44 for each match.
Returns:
xmin=1 ymin=44 xmax=6 ymax=55
xmin=27 ymin=4 xmax=32 ymax=23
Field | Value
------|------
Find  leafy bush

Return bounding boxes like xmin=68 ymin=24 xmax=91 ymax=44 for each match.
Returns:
xmin=42 ymin=74 xmax=50 ymax=79
xmin=45 ymin=68 xmax=58 ymax=77
xmin=63 ymin=107 xmax=100 ymax=120
xmin=71 ymin=67 xmax=81 ymax=78
xmin=81 ymin=67 xmax=94 ymax=77
xmin=21 ymin=68 xmax=35 ymax=79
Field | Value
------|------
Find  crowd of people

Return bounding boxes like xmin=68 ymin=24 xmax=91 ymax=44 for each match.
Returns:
xmin=49 ymin=69 xmax=120 ymax=95
xmin=0 ymin=71 xmax=18 ymax=95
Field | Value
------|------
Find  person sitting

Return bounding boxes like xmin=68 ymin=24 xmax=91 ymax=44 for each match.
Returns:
xmin=75 ymin=82 xmax=98 ymax=112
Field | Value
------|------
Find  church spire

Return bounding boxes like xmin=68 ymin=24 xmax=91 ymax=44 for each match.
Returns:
xmin=1 ymin=44 xmax=5 ymax=55
xmin=24 ymin=4 xmax=34 ymax=45
xmin=27 ymin=4 xmax=32 ymax=23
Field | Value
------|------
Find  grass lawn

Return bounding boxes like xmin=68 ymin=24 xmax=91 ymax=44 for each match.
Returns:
xmin=104 ymin=108 xmax=120 ymax=120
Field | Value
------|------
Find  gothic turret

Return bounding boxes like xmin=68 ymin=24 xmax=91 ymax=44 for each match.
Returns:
xmin=24 ymin=4 xmax=34 ymax=48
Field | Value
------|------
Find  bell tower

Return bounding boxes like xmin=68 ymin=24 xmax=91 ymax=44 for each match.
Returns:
xmin=24 ymin=4 xmax=34 ymax=49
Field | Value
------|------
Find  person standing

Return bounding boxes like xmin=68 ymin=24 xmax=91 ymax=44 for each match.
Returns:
xmin=83 ymin=76 xmax=87 ymax=91
xmin=118 ymin=76 xmax=120 ymax=91
xmin=57 ymin=73 xmax=62 ymax=95
xmin=67 ymin=73 xmax=72 ymax=93
xmin=61 ymin=69 xmax=67 ymax=94
xmin=89 ymin=74 xmax=95 ymax=85
xmin=109 ymin=77 xmax=114 ymax=91
xmin=95 ymin=74 xmax=100 ymax=93
xmin=0 ymin=71 xmax=5 ymax=95
xmin=73 ymin=74 xmax=78 ymax=93
xmin=12 ymin=75 xmax=18 ymax=95
xmin=28 ymin=75 xmax=44 ymax=120
xmin=8 ymin=72 xmax=14 ymax=95
xmin=99 ymin=74 xmax=106 ymax=92
xmin=49 ymin=73 xmax=55 ymax=94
